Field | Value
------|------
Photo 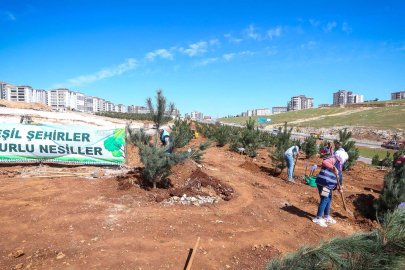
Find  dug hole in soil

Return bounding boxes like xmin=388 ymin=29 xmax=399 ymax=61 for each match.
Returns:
xmin=0 ymin=129 xmax=386 ymax=269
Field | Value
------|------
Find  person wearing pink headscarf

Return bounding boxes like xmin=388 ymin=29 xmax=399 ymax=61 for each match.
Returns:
xmin=312 ymin=151 xmax=348 ymax=227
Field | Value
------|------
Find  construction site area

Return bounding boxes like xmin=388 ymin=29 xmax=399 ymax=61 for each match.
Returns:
xmin=0 ymin=109 xmax=392 ymax=269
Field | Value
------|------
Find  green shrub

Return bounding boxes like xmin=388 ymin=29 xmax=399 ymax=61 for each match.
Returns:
xmin=334 ymin=128 xmax=359 ymax=171
xmin=302 ymin=135 xmax=318 ymax=158
xmin=267 ymin=208 xmax=405 ymax=269
xmin=372 ymin=154 xmax=381 ymax=166
xmin=374 ymin=161 xmax=405 ymax=219
xmin=381 ymin=151 xmax=393 ymax=168
xmin=229 ymin=117 xmax=263 ymax=157
xmin=268 ymin=122 xmax=293 ymax=173
xmin=171 ymin=119 xmax=193 ymax=148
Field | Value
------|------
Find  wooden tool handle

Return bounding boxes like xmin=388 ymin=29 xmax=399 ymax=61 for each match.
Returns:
xmin=334 ymin=171 xmax=348 ymax=211
xmin=186 ymin=237 xmax=200 ymax=270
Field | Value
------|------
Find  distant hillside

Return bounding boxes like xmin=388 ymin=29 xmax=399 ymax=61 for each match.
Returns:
xmin=219 ymin=99 xmax=405 ymax=131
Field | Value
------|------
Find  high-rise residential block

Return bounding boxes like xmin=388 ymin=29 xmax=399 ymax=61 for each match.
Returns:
xmin=333 ymin=90 xmax=364 ymax=105
xmin=391 ymin=91 xmax=405 ymax=100
xmin=272 ymin=106 xmax=287 ymax=114
xmin=287 ymin=95 xmax=314 ymax=111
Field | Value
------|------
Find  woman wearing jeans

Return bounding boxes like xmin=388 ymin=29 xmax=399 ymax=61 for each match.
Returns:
xmin=284 ymin=145 xmax=301 ymax=183
xmin=312 ymin=151 xmax=348 ymax=227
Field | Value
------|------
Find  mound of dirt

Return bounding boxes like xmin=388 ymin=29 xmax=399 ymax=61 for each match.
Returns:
xmin=0 ymin=99 xmax=50 ymax=110
xmin=185 ymin=169 xmax=234 ymax=198
xmin=240 ymin=160 xmax=262 ymax=173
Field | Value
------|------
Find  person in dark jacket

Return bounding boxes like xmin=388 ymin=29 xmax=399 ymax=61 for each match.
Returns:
xmin=312 ymin=151 xmax=348 ymax=227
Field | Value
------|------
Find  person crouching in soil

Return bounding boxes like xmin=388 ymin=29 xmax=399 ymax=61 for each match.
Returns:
xmin=312 ymin=151 xmax=348 ymax=227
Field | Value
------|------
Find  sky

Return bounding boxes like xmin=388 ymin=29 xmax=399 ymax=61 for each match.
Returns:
xmin=1 ymin=0 xmax=405 ymax=118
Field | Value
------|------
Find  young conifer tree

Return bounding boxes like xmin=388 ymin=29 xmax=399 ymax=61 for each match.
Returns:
xmin=302 ymin=135 xmax=318 ymax=158
xmin=128 ymin=91 xmax=189 ymax=188
xmin=334 ymin=128 xmax=359 ymax=170
xmin=374 ymin=161 xmax=405 ymax=219
xmin=146 ymin=89 xmax=175 ymax=146
xmin=268 ymin=122 xmax=292 ymax=173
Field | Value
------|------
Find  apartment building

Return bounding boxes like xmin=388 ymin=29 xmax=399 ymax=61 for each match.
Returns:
xmin=47 ymin=88 xmax=71 ymax=109
xmin=287 ymin=95 xmax=314 ymax=111
xmin=34 ymin=89 xmax=47 ymax=104
xmin=76 ymin=93 xmax=85 ymax=112
xmin=115 ymin=104 xmax=126 ymax=113
xmin=98 ymin=98 xmax=106 ymax=112
xmin=104 ymin=101 xmax=115 ymax=112
xmin=272 ymin=106 xmax=287 ymax=114
xmin=191 ymin=110 xmax=203 ymax=121
xmin=0 ymin=82 xmax=16 ymax=100
xmin=391 ymin=91 xmax=405 ymax=100
xmin=84 ymin=96 xmax=93 ymax=113
xmin=127 ymin=105 xmax=136 ymax=113
xmin=318 ymin=103 xmax=330 ymax=108
xmin=333 ymin=90 xmax=364 ymax=105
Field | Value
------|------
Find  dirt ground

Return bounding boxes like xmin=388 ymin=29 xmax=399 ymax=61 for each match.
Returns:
xmin=0 ymin=134 xmax=386 ymax=269
xmin=0 ymin=99 xmax=50 ymax=110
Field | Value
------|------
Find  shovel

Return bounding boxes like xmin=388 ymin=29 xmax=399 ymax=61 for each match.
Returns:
xmin=333 ymin=171 xmax=353 ymax=216
xmin=292 ymin=154 xmax=299 ymax=175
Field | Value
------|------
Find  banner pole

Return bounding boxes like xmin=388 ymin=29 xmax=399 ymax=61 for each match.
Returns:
xmin=125 ymin=125 xmax=128 ymax=166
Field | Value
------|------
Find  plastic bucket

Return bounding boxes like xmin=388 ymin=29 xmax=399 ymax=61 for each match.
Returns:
xmin=305 ymin=176 xmax=317 ymax=187
xmin=195 ymin=132 xmax=199 ymax=138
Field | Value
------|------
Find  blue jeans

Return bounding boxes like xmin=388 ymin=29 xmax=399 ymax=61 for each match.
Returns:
xmin=285 ymin=154 xmax=294 ymax=179
xmin=316 ymin=184 xmax=332 ymax=218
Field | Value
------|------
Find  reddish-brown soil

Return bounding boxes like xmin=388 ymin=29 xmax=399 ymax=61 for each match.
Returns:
xmin=0 ymin=133 xmax=386 ymax=269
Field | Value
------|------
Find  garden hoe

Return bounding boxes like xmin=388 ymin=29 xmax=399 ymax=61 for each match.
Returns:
xmin=333 ymin=171 xmax=354 ymax=216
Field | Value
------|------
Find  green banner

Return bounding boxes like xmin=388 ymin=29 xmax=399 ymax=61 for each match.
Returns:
xmin=0 ymin=124 xmax=125 ymax=165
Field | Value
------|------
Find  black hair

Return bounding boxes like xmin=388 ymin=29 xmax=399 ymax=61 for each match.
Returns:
xmin=297 ymin=145 xmax=301 ymax=150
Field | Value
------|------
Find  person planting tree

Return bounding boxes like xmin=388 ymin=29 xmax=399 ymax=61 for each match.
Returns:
xmin=159 ymin=128 xmax=173 ymax=154
xmin=312 ymin=151 xmax=348 ymax=227
xmin=320 ymin=142 xmax=334 ymax=160
xmin=284 ymin=145 xmax=301 ymax=183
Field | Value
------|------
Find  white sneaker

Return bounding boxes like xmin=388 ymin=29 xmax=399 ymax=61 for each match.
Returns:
xmin=312 ymin=218 xmax=328 ymax=227
xmin=324 ymin=216 xmax=336 ymax=224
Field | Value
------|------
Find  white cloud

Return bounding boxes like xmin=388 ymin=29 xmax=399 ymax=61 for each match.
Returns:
xmin=210 ymin=39 xmax=220 ymax=46
xmin=180 ymin=41 xmax=208 ymax=56
xmin=223 ymin=53 xmax=235 ymax=60
xmin=1 ymin=11 xmax=16 ymax=20
xmin=239 ymin=51 xmax=255 ymax=55
xmin=265 ymin=46 xmax=278 ymax=55
xmin=309 ymin=19 xmax=320 ymax=27
xmin=324 ymin=21 xmax=337 ymax=32
xmin=56 ymin=58 xmax=138 ymax=87
xmin=194 ymin=58 xmax=218 ymax=66
xmin=300 ymin=41 xmax=317 ymax=49
xmin=224 ymin=34 xmax=243 ymax=43
xmin=173 ymin=65 xmax=180 ymax=71
xmin=396 ymin=46 xmax=405 ymax=51
xmin=342 ymin=22 xmax=352 ymax=34
xmin=243 ymin=24 xmax=261 ymax=40
xmin=145 ymin=49 xmax=173 ymax=61
xmin=267 ymin=26 xmax=282 ymax=39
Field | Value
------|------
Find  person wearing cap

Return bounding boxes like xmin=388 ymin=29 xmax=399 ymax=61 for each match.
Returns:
xmin=312 ymin=151 xmax=348 ymax=227
xmin=284 ymin=145 xmax=301 ymax=183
